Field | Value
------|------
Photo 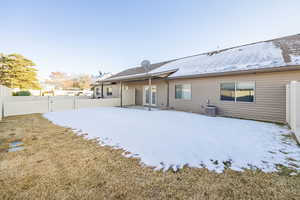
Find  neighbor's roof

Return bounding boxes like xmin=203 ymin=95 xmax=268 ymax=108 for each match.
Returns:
xmin=103 ymin=34 xmax=300 ymax=82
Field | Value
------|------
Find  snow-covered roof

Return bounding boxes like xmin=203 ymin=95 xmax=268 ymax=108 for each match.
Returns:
xmin=101 ymin=34 xmax=300 ymax=82
xmin=150 ymin=34 xmax=300 ymax=78
xmin=108 ymin=60 xmax=173 ymax=79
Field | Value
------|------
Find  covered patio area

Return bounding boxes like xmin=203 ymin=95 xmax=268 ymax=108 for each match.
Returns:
xmin=93 ymin=69 xmax=176 ymax=109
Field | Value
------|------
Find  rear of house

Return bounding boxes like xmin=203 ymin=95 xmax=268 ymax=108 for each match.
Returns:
xmin=93 ymin=34 xmax=300 ymax=123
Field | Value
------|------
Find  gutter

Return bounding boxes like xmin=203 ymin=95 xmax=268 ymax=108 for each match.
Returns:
xmin=165 ymin=65 xmax=300 ymax=80
xmin=93 ymin=65 xmax=300 ymax=85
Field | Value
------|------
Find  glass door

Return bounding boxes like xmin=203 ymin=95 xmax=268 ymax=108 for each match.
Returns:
xmin=143 ymin=85 xmax=156 ymax=106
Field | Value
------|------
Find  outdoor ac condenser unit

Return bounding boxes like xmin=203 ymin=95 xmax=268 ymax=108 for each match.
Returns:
xmin=205 ymin=105 xmax=217 ymax=117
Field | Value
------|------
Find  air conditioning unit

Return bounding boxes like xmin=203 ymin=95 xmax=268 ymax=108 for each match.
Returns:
xmin=205 ymin=105 xmax=217 ymax=117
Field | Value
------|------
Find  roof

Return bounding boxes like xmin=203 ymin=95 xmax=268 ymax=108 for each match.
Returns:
xmin=97 ymin=73 xmax=113 ymax=81
xmin=109 ymin=60 xmax=174 ymax=79
xmin=151 ymin=34 xmax=300 ymax=78
xmin=101 ymin=34 xmax=300 ymax=82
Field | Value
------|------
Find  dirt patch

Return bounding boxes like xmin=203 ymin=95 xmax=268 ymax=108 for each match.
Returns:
xmin=0 ymin=114 xmax=299 ymax=200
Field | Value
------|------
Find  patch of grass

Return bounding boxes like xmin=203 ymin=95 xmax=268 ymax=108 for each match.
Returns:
xmin=286 ymin=157 xmax=298 ymax=162
xmin=0 ymin=114 xmax=300 ymax=200
xmin=276 ymin=164 xmax=300 ymax=176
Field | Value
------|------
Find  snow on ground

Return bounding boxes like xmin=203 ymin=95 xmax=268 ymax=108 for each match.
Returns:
xmin=150 ymin=41 xmax=300 ymax=78
xmin=44 ymin=107 xmax=300 ymax=173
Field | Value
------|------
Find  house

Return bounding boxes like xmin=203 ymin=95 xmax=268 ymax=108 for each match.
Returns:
xmin=92 ymin=73 xmax=113 ymax=98
xmin=93 ymin=34 xmax=300 ymax=123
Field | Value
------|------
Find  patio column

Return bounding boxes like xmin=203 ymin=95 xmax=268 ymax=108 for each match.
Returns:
xmin=148 ymin=77 xmax=152 ymax=111
xmin=120 ymin=81 xmax=123 ymax=107
xmin=101 ymin=83 xmax=104 ymax=98
xmin=166 ymin=79 xmax=169 ymax=107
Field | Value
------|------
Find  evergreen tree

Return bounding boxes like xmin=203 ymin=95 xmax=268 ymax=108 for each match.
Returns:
xmin=0 ymin=53 xmax=40 ymax=89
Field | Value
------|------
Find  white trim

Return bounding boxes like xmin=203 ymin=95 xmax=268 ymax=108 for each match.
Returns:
xmin=143 ymin=85 xmax=157 ymax=106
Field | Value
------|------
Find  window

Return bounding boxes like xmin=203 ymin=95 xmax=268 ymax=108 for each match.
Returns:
xmin=106 ymin=87 xmax=112 ymax=96
xmin=175 ymin=84 xmax=191 ymax=100
xmin=220 ymin=82 xmax=235 ymax=101
xmin=96 ymin=87 xmax=101 ymax=96
xmin=236 ymin=82 xmax=255 ymax=102
xmin=220 ymin=81 xmax=255 ymax=102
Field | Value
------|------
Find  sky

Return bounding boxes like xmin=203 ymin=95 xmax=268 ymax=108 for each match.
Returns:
xmin=1 ymin=0 xmax=300 ymax=80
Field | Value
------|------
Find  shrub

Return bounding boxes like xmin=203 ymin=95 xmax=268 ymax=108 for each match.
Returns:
xmin=13 ymin=91 xmax=31 ymax=96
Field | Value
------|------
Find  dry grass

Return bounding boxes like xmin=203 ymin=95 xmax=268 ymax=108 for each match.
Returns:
xmin=0 ymin=114 xmax=300 ymax=200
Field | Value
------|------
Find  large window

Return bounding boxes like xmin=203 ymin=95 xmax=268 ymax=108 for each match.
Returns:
xmin=106 ymin=87 xmax=113 ymax=96
xmin=220 ymin=82 xmax=235 ymax=101
xmin=220 ymin=81 xmax=255 ymax=102
xmin=175 ymin=84 xmax=191 ymax=100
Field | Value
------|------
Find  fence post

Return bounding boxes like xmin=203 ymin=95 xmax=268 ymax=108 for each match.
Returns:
xmin=48 ymin=96 xmax=51 ymax=112
xmin=289 ymin=81 xmax=300 ymax=143
xmin=73 ymin=96 xmax=76 ymax=110
xmin=290 ymin=82 xmax=296 ymax=132
xmin=0 ymin=98 xmax=3 ymax=120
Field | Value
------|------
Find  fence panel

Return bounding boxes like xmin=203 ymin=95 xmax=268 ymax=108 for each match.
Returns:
xmin=50 ymin=98 xmax=75 ymax=112
xmin=4 ymin=100 xmax=49 ymax=116
xmin=0 ymin=85 xmax=12 ymax=97
xmin=1 ymin=96 xmax=121 ymax=118
xmin=77 ymin=98 xmax=120 ymax=109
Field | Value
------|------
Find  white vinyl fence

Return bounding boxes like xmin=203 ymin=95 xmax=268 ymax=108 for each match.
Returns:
xmin=0 ymin=85 xmax=12 ymax=97
xmin=1 ymin=96 xmax=122 ymax=118
xmin=286 ymin=81 xmax=300 ymax=143
xmin=0 ymin=85 xmax=12 ymax=120
xmin=0 ymin=85 xmax=136 ymax=120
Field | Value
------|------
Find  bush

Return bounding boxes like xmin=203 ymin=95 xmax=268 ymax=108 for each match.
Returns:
xmin=13 ymin=91 xmax=31 ymax=96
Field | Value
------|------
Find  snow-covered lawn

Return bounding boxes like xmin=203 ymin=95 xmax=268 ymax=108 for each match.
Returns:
xmin=44 ymin=107 xmax=300 ymax=173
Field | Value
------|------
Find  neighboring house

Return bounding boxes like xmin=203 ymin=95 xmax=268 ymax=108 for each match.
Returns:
xmin=92 ymin=73 xmax=114 ymax=98
xmin=93 ymin=34 xmax=300 ymax=123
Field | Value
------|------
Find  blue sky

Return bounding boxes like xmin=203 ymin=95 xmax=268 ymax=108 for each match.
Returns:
xmin=1 ymin=0 xmax=300 ymax=79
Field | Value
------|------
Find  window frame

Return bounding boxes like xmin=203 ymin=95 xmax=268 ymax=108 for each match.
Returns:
xmin=106 ymin=87 xmax=113 ymax=96
xmin=175 ymin=83 xmax=192 ymax=100
xmin=220 ymin=81 xmax=255 ymax=103
xmin=220 ymin=82 xmax=236 ymax=102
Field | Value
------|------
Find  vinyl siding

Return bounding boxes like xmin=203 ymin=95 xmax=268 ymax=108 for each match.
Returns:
xmin=169 ymin=70 xmax=300 ymax=123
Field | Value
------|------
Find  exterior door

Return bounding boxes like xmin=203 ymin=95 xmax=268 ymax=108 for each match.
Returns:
xmin=143 ymin=85 xmax=156 ymax=106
